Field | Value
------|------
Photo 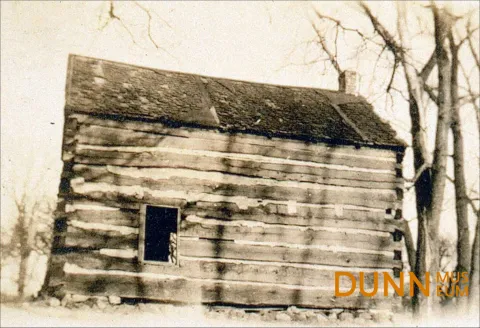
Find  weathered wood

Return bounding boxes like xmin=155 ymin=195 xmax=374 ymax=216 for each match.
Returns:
xmin=179 ymin=238 xmax=400 ymax=269
xmin=64 ymin=271 xmax=392 ymax=309
xmin=192 ymin=201 xmax=388 ymax=221
xmin=65 ymin=226 xmax=137 ymax=249
xmin=63 ymin=119 xmax=79 ymax=147
xmin=71 ymin=166 xmax=396 ymax=209
xmin=63 ymin=216 xmax=398 ymax=255
xmin=179 ymin=219 xmax=400 ymax=252
xmin=61 ymin=120 xmax=79 ymax=161
xmin=59 ymin=63 xmax=405 ymax=310
xmin=67 ymin=193 xmax=392 ymax=227
xmin=46 ymin=256 xmax=66 ymax=286
xmin=62 ymin=147 xmax=76 ymax=161
xmin=74 ymin=149 xmax=400 ymax=188
xmin=66 ymin=198 xmax=141 ymax=210
xmin=56 ymin=251 xmax=389 ymax=288
xmin=62 ymin=231 xmax=398 ymax=269
xmin=71 ymin=182 xmax=394 ymax=210
xmin=188 ymin=211 xmax=401 ymax=232
xmin=66 ymin=204 xmax=401 ymax=233
xmin=66 ymin=195 xmax=397 ymax=243
xmin=75 ymin=125 xmax=397 ymax=170
xmin=69 ymin=209 xmax=139 ymax=227
xmin=183 ymin=204 xmax=400 ymax=231
xmin=68 ymin=196 xmax=388 ymax=222
xmin=72 ymin=114 xmax=397 ymax=159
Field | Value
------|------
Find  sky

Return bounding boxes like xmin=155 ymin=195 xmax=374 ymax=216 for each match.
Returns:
xmin=1 ymin=1 xmax=479 ymax=241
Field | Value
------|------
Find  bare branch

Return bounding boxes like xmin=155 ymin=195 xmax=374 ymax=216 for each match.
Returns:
xmin=423 ymin=82 xmax=439 ymax=105
xmin=386 ymin=58 xmax=399 ymax=92
xmin=134 ymin=1 xmax=160 ymax=49
xmin=467 ymin=35 xmax=480 ymax=70
xmin=313 ymin=10 xmax=370 ymax=41
xmin=359 ymin=2 xmax=402 ymax=61
xmin=334 ymin=24 xmax=339 ymax=61
xmin=367 ymin=43 xmax=390 ymax=93
xmin=106 ymin=1 xmax=138 ymax=46
xmin=447 ymin=176 xmax=480 ymax=216
xmin=406 ymin=162 xmax=431 ymax=190
xmin=458 ymin=94 xmax=480 ymax=108
xmin=465 ymin=19 xmax=480 ymax=69
xmin=419 ymin=51 xmax=437 ymax=82
xmin=458 ymin=25 xmax=479 ymax=47
xmin=310 ymin=22 xmax=342 ymax=74
xmin=459 ymin=60 xmax=480 ymax=130
xmin=389 ymin=85 xmax=410 ymax=102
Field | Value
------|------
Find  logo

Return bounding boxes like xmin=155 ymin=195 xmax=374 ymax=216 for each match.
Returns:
xmin=334 ymin=272 xmax=469 ymax=297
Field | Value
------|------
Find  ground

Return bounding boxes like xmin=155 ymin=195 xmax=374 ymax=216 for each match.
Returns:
xmin=1 ymin=298 xmax=479 ymax=327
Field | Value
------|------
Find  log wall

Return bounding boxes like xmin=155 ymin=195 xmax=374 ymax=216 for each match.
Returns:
xmin=50 ymin=113 xmax=405 ymax=310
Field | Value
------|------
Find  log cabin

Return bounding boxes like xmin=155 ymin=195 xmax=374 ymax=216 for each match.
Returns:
xmin=47 ymin=54 xmax=407 ymax=310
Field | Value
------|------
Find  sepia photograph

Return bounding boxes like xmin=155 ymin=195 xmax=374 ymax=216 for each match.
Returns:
xmin=1 ymin=1 xmax=479 ymax=327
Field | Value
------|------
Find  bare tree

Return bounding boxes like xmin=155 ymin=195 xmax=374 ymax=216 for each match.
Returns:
xmin=309 ymin=1 xmax=479 ymax=315
xmin=464 ymin=20 xmax=480 ymax=310
xmin=2 ymin=156 xmax=57 ymax=300
xmin=1 ymin=188 xmax=55 ymax=299
xmin=448 ymin=25 xmax=471 ymax=309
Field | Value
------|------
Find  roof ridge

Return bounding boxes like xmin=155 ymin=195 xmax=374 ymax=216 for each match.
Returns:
xmin=69 ymin=54 xmax=366 ymax=101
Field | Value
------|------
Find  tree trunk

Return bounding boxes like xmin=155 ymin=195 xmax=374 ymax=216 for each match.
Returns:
xmin=427 ymin=5 xmax=452 ymax=276
xmin=16 ymin=212 xmax=30 ymax=298
xmin=449 ymin=32 xmax=471 ymax=309
xmin=396 ymin=3 xmax=433 ymax=315
xmin=413 ymin=209 xmax=429 ymax=314
xmin=470 ymin=217 xmax=479 ymax=308
xmin=403 ymin=220 xmax=417 ymax=272
xmin=17 ymin=248 xmax=29 ymax=298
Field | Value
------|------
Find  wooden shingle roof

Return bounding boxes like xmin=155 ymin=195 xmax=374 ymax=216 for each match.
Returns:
xmin=66 ymin=54 xmax=406 ymax=149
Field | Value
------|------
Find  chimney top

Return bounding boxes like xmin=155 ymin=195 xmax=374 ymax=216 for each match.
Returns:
xmin=338 ymin=71 xmax=357 ymax=95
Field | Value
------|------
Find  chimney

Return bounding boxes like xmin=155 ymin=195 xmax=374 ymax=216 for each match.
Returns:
xmin=338 ymin=70 xmax=357 ymax=95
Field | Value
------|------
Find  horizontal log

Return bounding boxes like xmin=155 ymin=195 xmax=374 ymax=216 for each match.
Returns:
xmin=183 ymin=204 xmax=400 ymax=232
xmin=54 ymin=251 xmax=390 ymax=288
xmin=72 ymin=166 xmax=396 ymax=209
xmin=68 ymin=184 xmax=394 ymax=220
xmin=179 ymin=218 xmax=399 ymax=252
xmin=70 ymin=114 xmax=396 ymax=159
xmin=65 ymin=226 xmax=137 ymax=249
xmin=71 ymin=181 xmax=394 ymax=210
xmin=75 ymin=125 xmax=397 ymax=170
xmin=179 ymin=238 xmax=400 ymax=269
xmin=67 ymin=198 xmax=141 ymax=210
xmin=76 ymin=144 xmax=398 ymax=178
xmin=65 ymin=185 xmax=395 ymax=222
xmin=68 ymin=195 xmax=390 ymax=222
xmin=65 ymin=117 xmax=79 ymax=131
xmin=62 ymin=230 xmax=399 ymax=269
xmin=64 ymin=271 xmax=392 ymax=309
xmin=75 ymin=148 xmax=400 ymax=188
xmin=69 ymin=209 xmax=139 ymax=227
xmin=192 ymin=201 xmax=390 ymax=221
xmin=65 ymin=204 xmax=400 ymax=233
xmin=62 ymin=215 xmax=398 ymax=254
